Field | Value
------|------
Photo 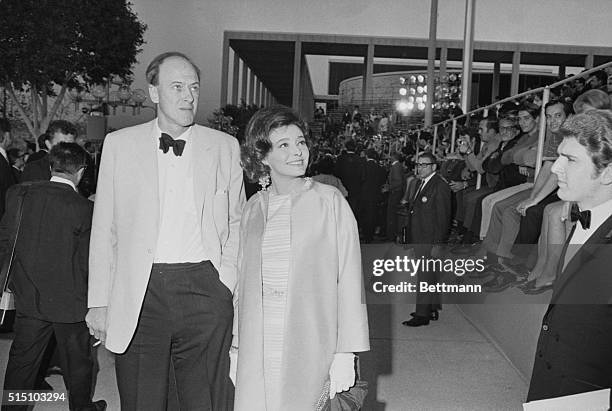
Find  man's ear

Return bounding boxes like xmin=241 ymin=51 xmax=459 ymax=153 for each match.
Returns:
xmin=600 ymin=164 xmax=612 ymax=186
xmin=149 ymin=84 xmax=159 ymax=104
xmin=44 ymin=139 xmax=52 ymax=151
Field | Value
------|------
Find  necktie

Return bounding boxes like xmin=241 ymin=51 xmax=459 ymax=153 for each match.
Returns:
xmin=159 ymin=133 xmax=186 ymax=156
xmin=413 ymin=180 xmax=424 ymax=201
xmin=570 ymin=203 xmax=591 ymax=230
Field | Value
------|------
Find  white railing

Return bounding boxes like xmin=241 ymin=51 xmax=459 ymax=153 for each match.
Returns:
xmin=421 ymin=60 xmax=612 ymax=188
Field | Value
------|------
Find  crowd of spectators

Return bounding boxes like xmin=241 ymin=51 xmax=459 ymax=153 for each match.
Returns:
xmin=304 ymin=69 xmax=612 ymax=297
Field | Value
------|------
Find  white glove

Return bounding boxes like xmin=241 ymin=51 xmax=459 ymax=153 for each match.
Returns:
xmin=328 ymin=352 xmax=355 ymax=399
xmin=229 ymin=347 xmax=238 ymax=386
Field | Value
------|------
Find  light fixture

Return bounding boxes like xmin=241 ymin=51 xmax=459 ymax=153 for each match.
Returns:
xmin=69 ymin=76 xmax=152 ymax=116
xmin=399 ymin=87 xmax=407 ymax=96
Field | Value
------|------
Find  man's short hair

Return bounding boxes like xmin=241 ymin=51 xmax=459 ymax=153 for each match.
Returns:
xmin=0 ymin=118 xmax=10 ymax=134
xmin=559 ymin=110 xmax=612 ymax=173
xmin=345 ymin=139 xmax=356 ymax=152
xmin=365 ymin=148 xmax=378 ymax=160
xmin=146 ymin=52 xmax=201 ymax=86
xmin=518 ymin=101 xmax=540 ymax=119
xmin=46 ymin=120 xmax=77 ymax=142
xmin=418 ymin=152 xmax=437 ymax=165
xmin=49 ymin=142 xmax=88 ymax=175
xmin=545 ymin=99 xmax=574 ymax=117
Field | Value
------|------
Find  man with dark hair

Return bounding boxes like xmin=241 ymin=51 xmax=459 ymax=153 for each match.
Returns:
xmin=86 ymin=51 xmax=244 ymax=410
xmin=25 ymin=134 xmax=50 ymax=164
xmin=402 ymin=152 xmax=451 ymax=326
xmin=0 ymin=119 xmax=17 ymax=220
xmin=20 ymin=120 xmax=76 ymax=182
xmin=527 ymin=110 xmax=612 ymax=403
xmin=360 ymin=149 xmax=386 ymax=243
xmin=335 ymin=139 xmax=365 ymax=221
xmin=386 ymin=151 xmax=405 ymax=241
xmin=1 ymin=142 xmax=105 ymax=411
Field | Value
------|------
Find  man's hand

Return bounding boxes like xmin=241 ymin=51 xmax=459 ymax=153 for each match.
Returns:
xmin=329 ymin=353 xmax=355 ymax=399
xmin=85 ymin=307 xmax=108 ymax=345
xmin=449 ymin=181 xmax=467 ymax=193
xmin=516 ymin=198 xmax=537 ymax=216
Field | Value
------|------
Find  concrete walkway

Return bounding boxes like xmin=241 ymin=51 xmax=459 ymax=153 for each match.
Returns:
xmin=0 ymin=243 xmax=528 ymax=410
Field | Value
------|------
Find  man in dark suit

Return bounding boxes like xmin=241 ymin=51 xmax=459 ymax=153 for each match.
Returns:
xmin=527 ymin=110 xmax=612 ymax=402
xmin=20 ymin=120 xmax=76 ymax=183
xmin=0 ymin=119 xmax=18 ymax=220
xmin=25 ymin=134 xmax=49 ymax=164
xmin=20 ymin=120 xmax=96 ymax=198
xmin=360 ymin=149 xmax=386 ymax=243
xmin=0 ymin=143 xmax=106 ymax=411
xmin=386 ymin=151 xmax=405 ymax=241
xmin=402 ymin=152 xmax=451 ymax=327
xmin=335 ymin=139 xmax=365 ymax=220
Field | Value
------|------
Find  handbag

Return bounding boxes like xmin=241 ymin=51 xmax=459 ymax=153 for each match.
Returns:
xmin=315 ymin=379 xmax=368 ymax=411
xmin=0 ymin=185 xmax=29 ymax=325
xmin=315 ymin=356 xmax=368 ymax=411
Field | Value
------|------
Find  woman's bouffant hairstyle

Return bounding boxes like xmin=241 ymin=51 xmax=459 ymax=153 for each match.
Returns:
xmin=241 ymin=105 xmax=308 ymax=182
xmin=560 ymin=109 xmax=612 ymax=174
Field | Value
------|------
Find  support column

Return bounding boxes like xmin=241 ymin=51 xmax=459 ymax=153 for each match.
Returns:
xmin=491 ymin=61 xmax=500 ymax=102
xmin=259 ymin=82 xmax=265 ymax=107
xmin=292 ymin=40 xmax=302 ymax=110
xmin=585 ymin=54 xmax=594 ymax=70
xmin=558 ymin=65 xmax=566 ymax=78
xmin=425 ymin=0 xmax=438 ymax=127
xmin=362 ymin=42 xmax=375 ymax=104
xmin=220 ymin=34 xmax=230 ymax=107
xmin=255 ymin=79 xmax=261 ymax=106
xmin=241 ymin=61 xmax=248 ymax=105
xmin=231 ymin=52 xmax=240 ymax=105
xmin=439 ymin=47 xmax=448 ymax=80
xmin=460 ymin=0 xmax=475 ymax=113
xmin=248 ymin=69 xmax=255 ymax=105
xmin=510 ymin=50 xmax=521 ymax=96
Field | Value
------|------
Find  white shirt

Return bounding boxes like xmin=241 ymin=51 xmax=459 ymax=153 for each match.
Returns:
xmin=564 ymin=198 xmax=612 ymax=269
xmin=0 ymin=147 xmax=7 ymax=162
xmin=153 ymin=120 xmax=207 ymax=264
xmin=50 ymin=176 xmax=77 ymax=192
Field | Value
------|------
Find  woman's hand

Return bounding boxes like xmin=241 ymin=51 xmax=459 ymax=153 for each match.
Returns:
xmin=329 ymin=353 xmax=356 ymax=399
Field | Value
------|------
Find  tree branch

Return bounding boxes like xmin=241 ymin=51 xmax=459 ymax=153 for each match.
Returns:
xmin=5 ymin=83 xmax=35 ymax=138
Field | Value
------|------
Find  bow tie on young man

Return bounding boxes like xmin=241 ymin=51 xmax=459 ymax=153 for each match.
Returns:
xmin=159 ymin=133 xmax=186 ymax=156
xmin=570 ymin=203 xmax=591 ymax=229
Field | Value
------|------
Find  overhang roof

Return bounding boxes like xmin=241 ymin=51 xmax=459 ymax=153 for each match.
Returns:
xmin=227 ymin=31 xmax=612 ymax=106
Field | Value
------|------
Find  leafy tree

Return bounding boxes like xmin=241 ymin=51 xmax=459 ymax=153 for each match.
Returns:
xmin=0 ymin=0 xmax=146 ymax=141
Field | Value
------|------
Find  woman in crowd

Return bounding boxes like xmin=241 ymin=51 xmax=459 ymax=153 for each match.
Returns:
xmin=234 ymin=105 xmax=370 ymax=410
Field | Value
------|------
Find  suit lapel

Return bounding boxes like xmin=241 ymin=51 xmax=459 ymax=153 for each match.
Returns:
xmin=550 ymin=214 xmax=612 ymax=305
xmin=132 ymin=121 xmax=161 ymax=234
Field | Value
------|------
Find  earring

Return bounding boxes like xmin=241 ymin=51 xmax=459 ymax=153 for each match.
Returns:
xmin=258 ymin=174 xmax=271 ymax=191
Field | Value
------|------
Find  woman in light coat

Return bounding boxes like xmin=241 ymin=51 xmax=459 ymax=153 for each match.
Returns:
xmin=233 ymin=106 xmax=370 ymax=411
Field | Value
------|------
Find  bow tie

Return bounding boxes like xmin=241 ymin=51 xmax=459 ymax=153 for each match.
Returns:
xmin=159 ymin=133 xmax=186 ymax=156
xmin=570 ymin=203 xmax=591 ymax=230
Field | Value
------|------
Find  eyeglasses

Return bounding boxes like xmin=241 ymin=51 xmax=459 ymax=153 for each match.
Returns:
xmin=416 ymin=163 xmax=434 ymax=168
xmin=499 ymin=126 xmax=516 ymax=132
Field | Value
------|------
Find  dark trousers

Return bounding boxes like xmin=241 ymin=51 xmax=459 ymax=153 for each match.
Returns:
xmin=3 ymin=315 xmax=95 ymax=411
xmin=360 ymin=199 xmax=378 ymax=241
xmin=414 ymin=245 xmax=441 ymax=318
xmin=515 ymin=192 xmax=560 ymax=246
xmin=386 ymin=190 xmax=403 ymax=241
xmin=115 ymin=261 xmax=234 ymax=411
